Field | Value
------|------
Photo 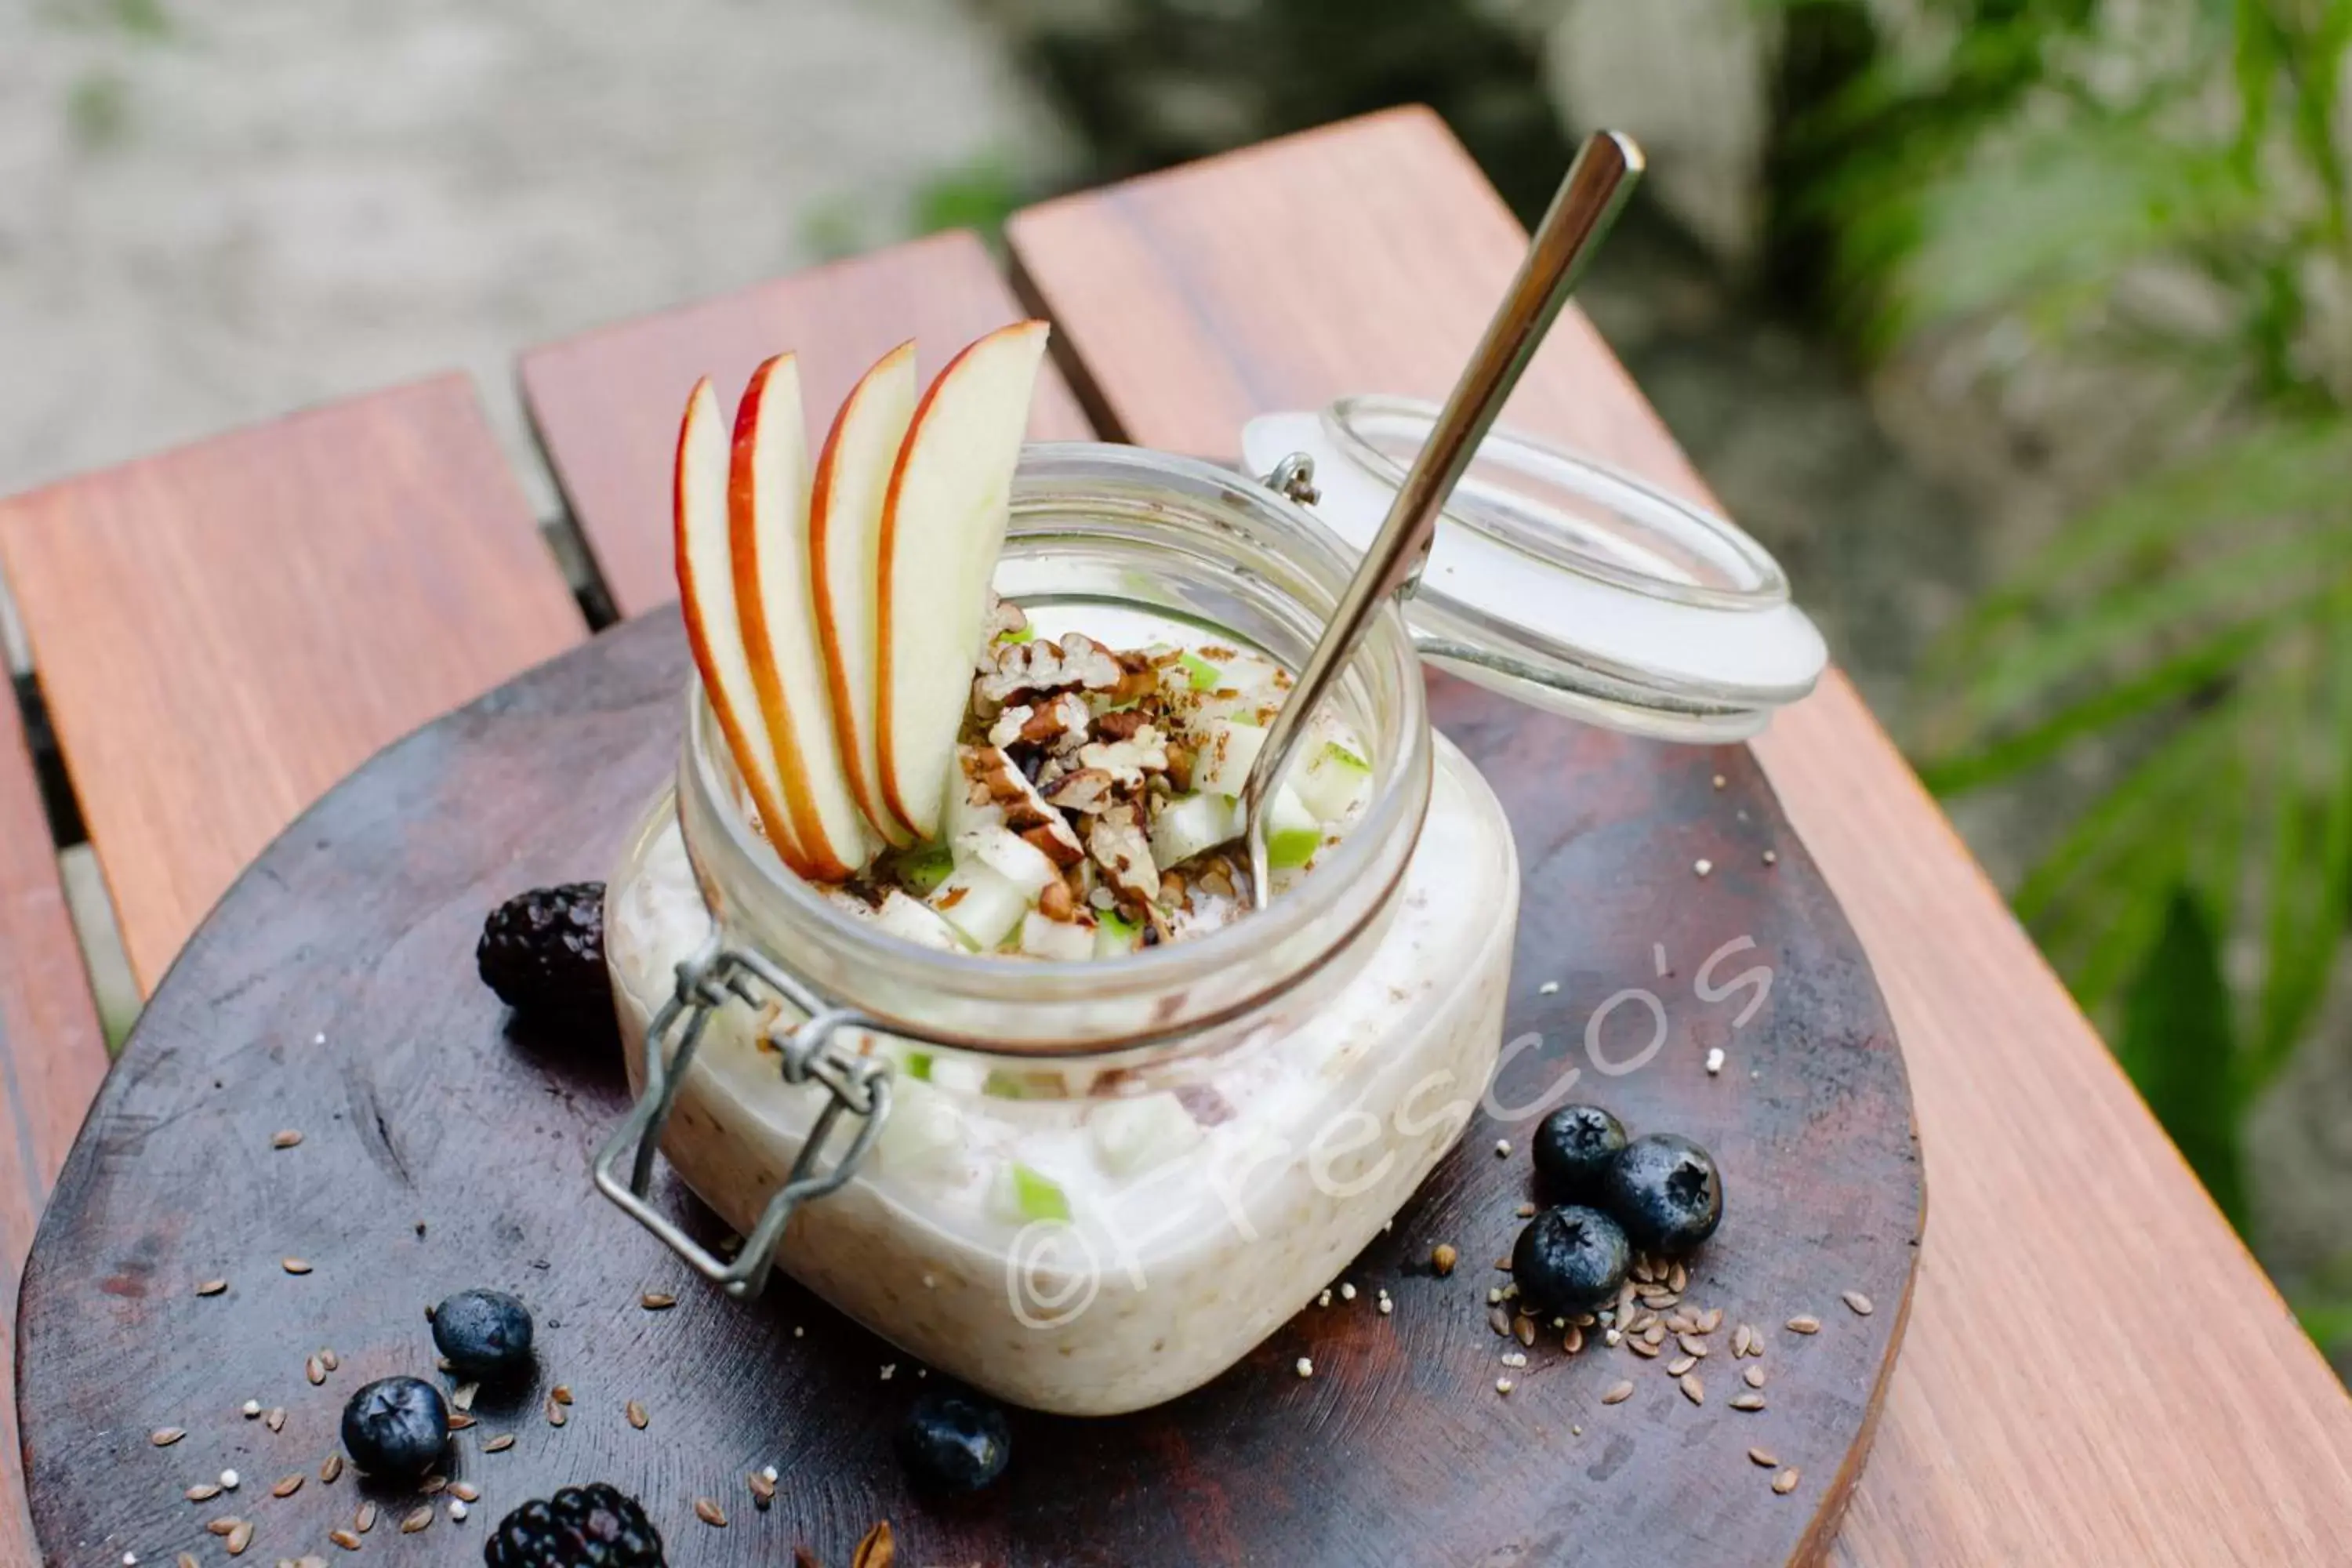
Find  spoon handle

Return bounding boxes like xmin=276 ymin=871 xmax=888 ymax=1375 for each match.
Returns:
xmin=1241 ymin=130 xmax=1644 ymax=906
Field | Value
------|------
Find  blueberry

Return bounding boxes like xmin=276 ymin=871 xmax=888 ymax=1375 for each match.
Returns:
xmin=1531 ymin=1104 xmax=1627 ymax=1200
xmin=897 ymin=1390 xmax=1011 ymax=1494
xmin=1510 ymin=1204 xmax=1630 ymax=1314
xmin=339 ymin=1377 xmax=448 ymax=1478
xmin=431 ymin=1287 xmax=535 ymax=1380
xmin=1603 ymin=1132 xmax=1723 ymax=1256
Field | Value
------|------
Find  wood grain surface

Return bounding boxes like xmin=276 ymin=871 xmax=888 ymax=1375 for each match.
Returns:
xmin=0 ymin=693 xmax=104 ymax=1568
xmin=0 ymin=376 xmax=586 ymax=994
xmin=1007 ymin=105 xmax=2352 ymax=1563
xmin=520 ymin=229 xmax=1091 ymax=619
xmin=16 ymin=610 xmax=1918 ymax=1567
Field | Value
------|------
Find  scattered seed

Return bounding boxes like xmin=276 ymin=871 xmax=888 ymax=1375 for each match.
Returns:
xmin=641 ymin=1292 xmax=677 ymax=1311
xmin=1538 ymin=980 xmax=1560 ymax=995
xmin=420 ymin=1475 xmax=448 ymax=1496
xmin=305 ymin=1356 xmax=325 ymax=1386
xmin=1842 ymin=1290 xmax=1875 ymax=1316
xmin=626 ymin=1400 xmax=649 ymax=1430
xmin=355 ymin=1501 xmax=377 ymax=1533
xmin=1642 ymin=1291 xmax=1680 ymax=1310
xmin=271 ymin=1131 xmax=303 ymax=1150
xmin=271 ymin=1475 xmax=303 ymax=1498
xmin=197 ymin=1279 xmax=228 ymax=1298
xmin=1697 ymin=1307 xmax=1724 ymax=1333
xmin=1494 ymin=1378 xmax=1514 ymax=1395
xmin=1667 ymin=1355 xmax=1697 ymax=1377
xmin=1679 ymin=1374 xmax=1704 ymax=1406
xmin=1630 ymin=1312 xmax=1660 ymax=1335
xmin=1744 ymin=1366 xmax=1767 ymax=1389
xmin=1626 ymin=1336 xmax=1660 ymax=1359
xmin=550 ymin=1385 xmax=572 ymax=1406
xmin=264 ymin=1408 xmax=285 ymax=1433
xmin=450 ymin=1499 xmax=470 ymax=1521
xmin=1731 ymin=1392 xmax=1767 ymax=1411
xmin=179 ymin=1553 xmax=201 ymax=1568
xmin=450 ymin=1483 xmax=480 ymax=1503
xmin=483 ymin=1434 xmax=515 ymax=1453
xmin=1500 ymin=1352 xmax=1527 ymax=1370
xmin=329 ymin=1530 xmax=361 ymax=1551
xmin=1378 ymin=1298 xmax=1393 ymax=1316
xmin=452 ymin=1383 xmax=479 ymax=1413
xmin=220 ymin=1470 xmax=241 ymax=1490
xmin=545 ymin=1395 xmax=567 ymax=1428
xmin=1600 ymin=1381 xmax=1635 ymax=1406
xmin=1787 ymin=1316 xmax=1821 ymax=1335
xmin=400 ymin=1505 xmax=433 ymax=1534
xmin=151 ymin=1428 xmax=185 ymax=1447
xmin=1668 ymin=1262 xmax=1687 ymax=1294
xmin=281 ymin=1259 xmax=312 ymax=1276
xmin=319 ymin=1349 xmax=339 ymax=1372
xmin=1514 ymin=1316 xmax=1537 ymax=1348
xmin=1603 ymin=1327 xmax=1623 ymax=1347
xmin=1773 ymin=1468 xmax=1801 ymax=1495
xmin=1513 ymin=1202 xmax=1536 ymax=1219
xmin=1295 ymin=1357 xmax=1313 ymax=1379
xmin=748 ymin=1472 xmax=777 ymax=1509
xmin=1488 ymin=1306 xmax=1513 ymax=1337
xmin=187 ymin=1483 xmax=222 ymax=1502
xmin=1563 ymin=1325 xmax=1584 ymax=1355
xmin=207 ymin=1519 xmax=240 ymax=1537
xmin=695 ymin=1498 xmax=728 ymax=1528
xmin=448 ymin=1412 xmax=476 ymax=1431
xmin=1678 ymin=1334 xmax=1710 ymax=1358
xmin=225 ymin=1519 xmax=254 ymax=1555
xmin=1432 ymin=1244 xmax=1457 ymax=1276
xmin=1316 ymin=1289 xmax=1330 ymax=1308
xmin=1733 ymin=1323 xmax=1755 ymax=1356
xmin=1642 ymin=1324 xmax=1667 ymax=1346
xmin=1749 ymin=1446 xmax=1779 ymax=1467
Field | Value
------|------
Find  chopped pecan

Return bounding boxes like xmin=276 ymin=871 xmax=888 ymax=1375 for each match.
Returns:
xmin=986 ymin=704 xmax=1034 ymax=750
xmin=1021 ymin=822 xmax=1085 ymax=869
xmin=978 ymin=593 xmax=1029 ymax=662
xmin=1095 ymin=709 xmax=1150 ymax=742
xmin=975 ymin=632 xmax=1123 ymax=706
xmin=1044 ymin=767 xmax=1118 ymax=815
xmin=1087 ymin=804 xmax=1160 ymax=904
xmin=1078 ymin=726 xmax=1170 ymax=789
xmin=962 ymin=745 xmax=1085 ymax=864
xmin=1037 ymin=878 xmax=1076 ymax=921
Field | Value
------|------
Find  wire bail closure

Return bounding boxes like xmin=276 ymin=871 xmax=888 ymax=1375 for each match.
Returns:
xmin=591 ymin=938 xmax=896 ymax=1301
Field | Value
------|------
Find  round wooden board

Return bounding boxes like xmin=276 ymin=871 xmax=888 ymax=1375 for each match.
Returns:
xmin=18 ymin=612 xmax=1922 ymax=1567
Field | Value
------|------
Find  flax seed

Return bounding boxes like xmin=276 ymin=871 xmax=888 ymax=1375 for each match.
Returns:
xmin=1786 ymin=1315 xmax=1820 ymax=1334
xmin=1677 ymin=1334 xmax=1709 ymax=1357
xmin=695 ymin=1498 xmax=728 ymax=1528
xmin=328 ymin=1530 xmax=361 ymax=1551
xmin=626 ymin=1400 xmax=649 ymax=1429
xmin=1563 ymin=1325 xmax=1584 ymax=1354
xmin=1749 ymin=1446 xmax=1779 ymax=1467
xmin=225 ymin=1519 xmax=253 ymax=1555
xmin=1626 ymin=1335 xmax=1660 ymax=1359
xmin=151 ymin=1428 xmax=185 ymax=1446
xmin=401 ymin=1505 xmax=433 ymax=1534
xmin=281 ymin=1259 xmax=312 ymax=1276
xmin=1773 ymin=1468 xmax=1801 ymax=1494
xmin=196 ymin=1279 xmax=227 ymax=1297
xmin=483 ymin=1434 xmax=514 ymax=1453
xmin=271 ymin=1475 xmax=302 ymax=1498
xmin=207 ymin=1519 xmax=240 ymax=1537
xmin=319 ymin=1454 xmax=343 ymax=1484
xmin=265 ymin=1407 xmax=285 ymax=1432
xmin=448 ymin=1412 xmax=476 ymax=1431
xmin=1668 ymin=1261 xmax=1687 ymax=1293
xmin=452 ymin=1382 xmax=479 ymax=1413
xmin=749 ymin=1471 xmax=777 ymax=1508
xmin=550 ymin=1385 xmax=572 ymax=1406
xmin=1601 ymin=1381 xmax=1635 ymax=1405
xmin=1514 ymin=1316 xmax=1537 ymax=1348
xmin=319 ymin=1349 xmax=339 ymax=1372
xmin=1842 ymin=1290 xmax=1875 ymax=1316
xmin=1667 ymin=1355 xmax=1697 ymax=1377
xmin=1487 ymin=1305 xmax=1512 ymax=1336
xmin=546 ymin=1395 xmax=567 ymax=1427
xmin=1731 ymin=1392 xmax=1767 ymax=1411
xmin=355 ymin=1502 xmax=377 ymax=1533
xmin=187 ymin=1484 xmax=222 ymax=1502
xmin=1642 ymin=1323 xmax=1667 ymax=1346
xmin=179 ymin=1554 xmax=201 ymax=1568
xmin=450 ymin=1483 xmax=479 ymax=1503
xmin=1664 ymin=1312 xmax=1697 ymax=1335
xmin=1679 ymin=1374 xmax=1704 ymax=1406
xmin=305 ymin=1356 xmax=325 ymax=1386
xmin=1697 ymin=1306 xmax=1723 ymax=1333
xmin=420 ymin=1475 xmax=448 ymax=1496
xmin=271 ymin=1131 xmax=303 ymax=1149
xmin=641 ymin=1292 xmax=677 ymax=1311
xmin=1744 ymin=1365 xmax=1767 ymax=1388
xmin=1733 ymin=1323 xmax=1755 ymax=1356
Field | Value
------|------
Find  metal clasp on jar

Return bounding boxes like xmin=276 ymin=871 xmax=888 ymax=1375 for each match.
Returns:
xmin=1260 ymin=451 xmax=1434 ymax=599
xmin=591 ymin=938 xmax=896 ymax=1300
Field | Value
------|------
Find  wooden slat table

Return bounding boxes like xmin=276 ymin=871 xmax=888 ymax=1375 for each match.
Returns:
xmin=1006 ymin=107 xmax=2352 ymax=1563
xmin=0 ymin=108 xmax=2347 ymax=1565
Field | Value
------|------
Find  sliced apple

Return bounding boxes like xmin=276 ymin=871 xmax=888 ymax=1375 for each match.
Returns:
xmin=731 ymin=353 xmax=875 ymax=881
xmin=673 ymin=376 xmax=805 ymax=872
xmin=875 ymin=321 xmax=1052 ymax=841
xmin=810 ymin=341 xmax=920 ymax=846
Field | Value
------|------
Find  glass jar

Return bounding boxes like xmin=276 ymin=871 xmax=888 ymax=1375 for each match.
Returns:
xmin=602 ymin=444 xmax=1519 ymax=1415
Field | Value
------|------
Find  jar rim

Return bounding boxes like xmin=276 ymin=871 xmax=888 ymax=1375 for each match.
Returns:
xmin=674 ymin=442 xmax=1435 ymax=1058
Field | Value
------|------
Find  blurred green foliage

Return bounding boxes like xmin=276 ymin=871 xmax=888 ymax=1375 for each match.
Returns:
xmin=1769 ymin=0 xmax=2352 ymax=1265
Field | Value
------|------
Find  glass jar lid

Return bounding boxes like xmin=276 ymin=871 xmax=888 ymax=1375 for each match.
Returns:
xmin=1240 ymin=395 xmax=1828 ymax=742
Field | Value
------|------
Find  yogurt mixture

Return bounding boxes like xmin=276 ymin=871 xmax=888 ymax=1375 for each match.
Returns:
xmin=606 ymin=640 xmax=1519 ymax=1414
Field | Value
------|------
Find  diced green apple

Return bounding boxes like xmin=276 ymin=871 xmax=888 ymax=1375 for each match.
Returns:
xmin=1148 ymin=791 xmax=1240 ymax=869
xmin=1178 ymin=651 xmax=1223 ymax=691
xmin=1263 ymin=784 xmax=1323 ymax=869
xmin=891 ymin=843 xmax=956 ymax=896
xmin=929 ymin=862 xmax=1029 ymax=950
xmin=1018 ymin=909 xmax=1096 ymax=961
xmin=1190 ymin=717 xmax=1268 ymax=797
xmin=870 ymin=889 xmax=970 ymax=951
xmin=1295 ymin=738 xmax=1373 ymax=822
xmin=874 ymin=1080 xmax=963 ymax=1174
xmin=1093 ymin=909 xmax=1142 ymax=959
xmin=1088 ymin=1094 xmax=1205 ymax=1176
xmin=992 ymin=1160 xmax=1073 ymax=1223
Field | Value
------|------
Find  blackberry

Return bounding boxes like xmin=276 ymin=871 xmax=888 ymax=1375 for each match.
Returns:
xmin=484 ymin=1483 xmax=665 ymax=1567
xmin=477 ymin=884 xmax=608 ymax=1018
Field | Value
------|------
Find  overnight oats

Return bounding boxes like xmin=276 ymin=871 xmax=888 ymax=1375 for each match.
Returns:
xmin=601 ymin=323 xmax=1520 ymax=1414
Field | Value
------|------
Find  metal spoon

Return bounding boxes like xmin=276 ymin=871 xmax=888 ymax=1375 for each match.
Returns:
xmin=1237 ymin=129 xmax=1646 ymax=908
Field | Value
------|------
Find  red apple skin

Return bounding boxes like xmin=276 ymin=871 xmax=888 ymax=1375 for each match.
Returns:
xmin=875 ymin=320 xmax=1050 ymax=840
xmin=673 ymin=376 xmax=810 ymax=874
xmin=730 ymin=352 xmax=862 ymax=883
xmin=810 ymin=339 xmax=917 ymax=849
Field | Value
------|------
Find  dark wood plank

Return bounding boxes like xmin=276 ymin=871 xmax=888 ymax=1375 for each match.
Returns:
xmin=0 ymin=376 xmax=588 ymax=994
xmin=520 ymin=229 xmax=1091 ymax=618
xmin=0 ymin=690 xmax=104 ymax=1568
xmin=1006 ymin=104 xmax=2352 ymax=1563
xmin=18 ymin=611 xmax=1915 ymax=1567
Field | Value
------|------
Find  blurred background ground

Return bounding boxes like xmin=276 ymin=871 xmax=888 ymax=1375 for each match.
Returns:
xmin=3 ymin=0 xmax=2347 ymax=1370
